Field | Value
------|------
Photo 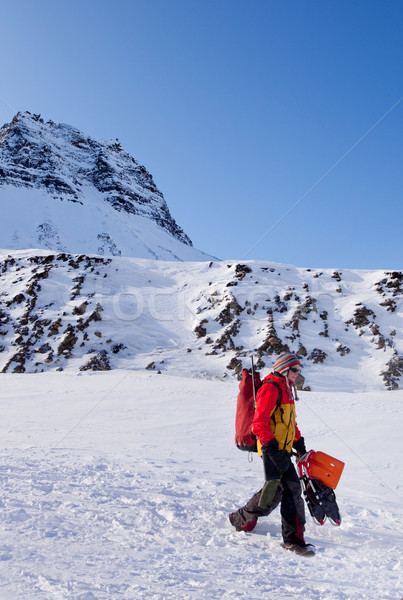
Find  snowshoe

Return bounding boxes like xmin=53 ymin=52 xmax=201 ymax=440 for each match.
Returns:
xmin=304 ymin=477 xmax=341 ymax=526
xmin=304 ymin=479 xmax=327 ymax=525
xmin=297 ymin=450 xmax=344 ymax=526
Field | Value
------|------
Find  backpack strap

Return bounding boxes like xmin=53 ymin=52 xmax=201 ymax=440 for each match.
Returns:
xmin=262 ymin=380 xmax=283 ymax=423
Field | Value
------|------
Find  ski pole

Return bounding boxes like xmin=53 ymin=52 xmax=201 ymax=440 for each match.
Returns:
xmin=251 ymin=356 xmax=257 ymax=409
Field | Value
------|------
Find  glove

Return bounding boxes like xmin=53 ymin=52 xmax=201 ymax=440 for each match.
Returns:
xmin=262 ymin=439 xmax=291 ymax=474
xmin=293 ymin=437 xmax=307 ymax=460
xmin=261 ymin=439 xmax=279 ymax=455
xmin=269 ymin=450 xmax=291 ymax=474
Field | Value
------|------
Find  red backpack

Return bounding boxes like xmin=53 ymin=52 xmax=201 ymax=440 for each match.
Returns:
xmin=235 ymin=368 xmax=262 ymax=452
xmin=235 ymin=366 xmax=283 ymax=452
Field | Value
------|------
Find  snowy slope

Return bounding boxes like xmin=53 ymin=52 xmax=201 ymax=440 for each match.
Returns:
xmin=0 ymin=112 xmax=212 ymax=261
xmin=1 ymin=249 xmax=402 ymax=391
xmin=0 ymin=371 xmax=402 ymax=599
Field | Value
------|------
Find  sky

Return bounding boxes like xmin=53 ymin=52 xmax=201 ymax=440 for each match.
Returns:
xmin=0 ymin=0 xmax=402 ymax=270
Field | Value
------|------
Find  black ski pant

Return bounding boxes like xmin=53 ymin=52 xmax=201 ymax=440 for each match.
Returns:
xmin=229 ymin=485 xmax=282 ymax=530
xmin=231 ymin=459 xmax=306 ymax=545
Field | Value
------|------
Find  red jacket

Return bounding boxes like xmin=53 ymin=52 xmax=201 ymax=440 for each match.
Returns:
xmin=252 ymin=372 xmax=302 ymax=453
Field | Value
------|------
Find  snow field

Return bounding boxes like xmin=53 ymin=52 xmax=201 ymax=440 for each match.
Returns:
xmin=0 ymin=371 xmax=402 ymax=599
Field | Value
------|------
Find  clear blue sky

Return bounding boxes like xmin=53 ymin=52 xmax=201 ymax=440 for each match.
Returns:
xmin=1 ymin=0 xmax=402 ymax=269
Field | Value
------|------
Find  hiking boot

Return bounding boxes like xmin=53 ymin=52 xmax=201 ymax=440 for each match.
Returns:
xmin=283 ymin=541 xmax=316 ymax=556
xmin=229 ymin=513 xmax=257 ymax=532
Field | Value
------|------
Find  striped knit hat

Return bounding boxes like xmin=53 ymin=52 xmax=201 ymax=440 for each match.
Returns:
xmin=272 ymin=352 xmax=300 ymax=375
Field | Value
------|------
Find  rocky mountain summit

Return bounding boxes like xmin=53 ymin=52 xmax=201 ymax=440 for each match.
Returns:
xmin=0 ymin=112 xmax=211 ymax=260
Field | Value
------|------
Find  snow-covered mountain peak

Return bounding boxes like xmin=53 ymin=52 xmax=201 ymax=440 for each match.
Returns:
xmin=0 ymin=111 xmax=211 ymax=260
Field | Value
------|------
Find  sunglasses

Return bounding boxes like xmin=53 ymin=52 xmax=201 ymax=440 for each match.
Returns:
xmin=289 ymin=367 xmax=301 ymax=373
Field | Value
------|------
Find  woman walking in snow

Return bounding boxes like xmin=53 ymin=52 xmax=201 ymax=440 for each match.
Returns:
xmin=229 ymin=352 xmax=315 ymax=556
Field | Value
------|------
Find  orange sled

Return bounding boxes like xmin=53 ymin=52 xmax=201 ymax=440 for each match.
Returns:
xmin=302 ymin=450 xmax=345 ymax=490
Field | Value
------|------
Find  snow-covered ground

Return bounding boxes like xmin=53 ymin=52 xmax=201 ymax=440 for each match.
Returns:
xmin=0 ymin=371 xmax=402 ymax=599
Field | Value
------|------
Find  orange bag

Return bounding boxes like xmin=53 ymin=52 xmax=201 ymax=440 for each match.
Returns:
xmin=303 ymin=451 xmax=345 ymax=490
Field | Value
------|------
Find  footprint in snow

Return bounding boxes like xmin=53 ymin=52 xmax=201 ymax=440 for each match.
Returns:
xmin=0 ymin=545 xmax=13 ymax=561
